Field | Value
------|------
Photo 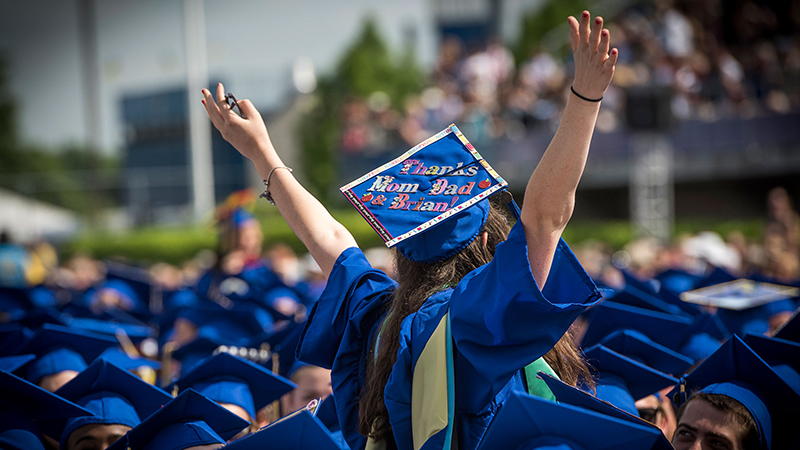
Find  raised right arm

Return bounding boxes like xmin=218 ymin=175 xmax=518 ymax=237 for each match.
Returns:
xmin=201 ymin=85 xmax=357 ymax=276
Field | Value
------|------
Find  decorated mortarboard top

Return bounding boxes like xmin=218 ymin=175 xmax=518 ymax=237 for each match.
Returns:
xmin=680 ymin=279 xmax=798 ymax=310
xmin=341 ymin=124 xmax=509 ymax=263
xmin=46 ymin=359 xmax=172 ymax=447
xmin=742 ymin=333 xmax=800 ymax=394
xmin=582 ymin=301 xmax=693 ymax=350
xmin=476 ymin=391 xmax=662 ymax=450
xmin=599 ymin=329 xmax=694 ymax=376
xmin=169 ymin=352 xmax=296 ymax=421
xmin=583 ymin=345 xmax=677 ymax=417
xmin=224 ymin=406 xmax=343 ymax=450
xmin=677 ymin=335 xmax=800 ymax=450
xmin=539 ymin=374 xmax=673 ymax=450
xmin=18 ymin=323 xmax=119 ymax=383
xmin=106 ymin=389 xmax=250 ymax=450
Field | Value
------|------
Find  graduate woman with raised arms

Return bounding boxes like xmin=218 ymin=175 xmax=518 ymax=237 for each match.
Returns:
xmin=202 ymin=11 xmax=617 ymax=450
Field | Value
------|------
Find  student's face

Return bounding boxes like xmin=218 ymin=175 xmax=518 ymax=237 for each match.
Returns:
xmin=672 ymin=399 xmax=745 ymax=450
xmin=39 ymin=369 xmax=79 ymax=392
xmin=281 ymin=366 xmax=332 ymax=414
xmin=66 ymin=424 xmax=131 ymax=450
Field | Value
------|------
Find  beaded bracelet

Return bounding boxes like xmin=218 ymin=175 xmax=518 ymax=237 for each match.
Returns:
xmin=259 ymin=166 xmax=293 ymax=205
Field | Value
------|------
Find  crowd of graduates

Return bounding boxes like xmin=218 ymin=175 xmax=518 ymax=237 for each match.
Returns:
xmin=2 ymin=186 xmax=799 ymax=450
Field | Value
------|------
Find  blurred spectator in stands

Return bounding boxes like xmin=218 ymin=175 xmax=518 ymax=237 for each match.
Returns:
xmin=765 ymin=187 xmax=800 ymax=254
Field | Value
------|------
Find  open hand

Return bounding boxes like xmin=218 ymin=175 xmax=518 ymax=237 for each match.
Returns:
xmin=201 ymin=83 xmax=272 ymax=161
xmin=567 ymin=11 xmax=618 ymax=101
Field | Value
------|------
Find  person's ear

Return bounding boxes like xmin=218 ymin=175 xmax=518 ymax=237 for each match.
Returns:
xmin=482 ymin=231 xmax=489 ymax=247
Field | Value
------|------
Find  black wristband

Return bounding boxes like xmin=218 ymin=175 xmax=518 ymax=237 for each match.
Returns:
xmin=570 ymin=86 xmax=603 ymax=102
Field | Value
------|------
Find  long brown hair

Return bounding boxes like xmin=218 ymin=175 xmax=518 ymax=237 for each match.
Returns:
xmin=358 ymin=199 xmax=593 ymax=441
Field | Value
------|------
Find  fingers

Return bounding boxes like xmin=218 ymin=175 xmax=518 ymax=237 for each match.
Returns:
xmin=590 ymin=16 xmax=603 ymax=52
xmin=216 ymin=82 xmax=226 ymax=105
xmin=599 ymin=28 xmax=611 ymax=57
xmin=568 ymin=16 xmax=580 ymax=51
xmin=605 ymin=48 xmax=619 ymax=69
xmin=579 ymin=11 xmax=591 ymax=48
xmin=201 ymin=88 xmax=223 ymax=125
xmin=237 ymin=99 xmax=258 ymax=119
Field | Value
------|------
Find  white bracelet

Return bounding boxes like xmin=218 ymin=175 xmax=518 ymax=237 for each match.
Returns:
xmin=259 ymin=166 xmax=293 ymax=205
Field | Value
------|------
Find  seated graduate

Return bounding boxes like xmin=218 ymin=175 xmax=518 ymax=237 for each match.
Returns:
xmin=168 ymin=352 xmax=296 ymax=439
xmin=106 ymin=389 xmax=250 ymax=450
xmin=0 ymin=359 xmax=92 ymax=450
xmin=201 ymin=10 xmax=616 ymax=450
xmin=16 ymin=324 xmax=118 ymax=392
xmin=45 ymin=359 xmax=172 ymax=450
xmin=673 ymin=335 xmax=800 ymax=450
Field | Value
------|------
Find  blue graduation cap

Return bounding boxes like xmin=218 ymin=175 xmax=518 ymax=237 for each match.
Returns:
xmin=582 ymin=301 xmax=693 ymax=350
xmin=104 ymin=260 xmax=158 ymax=314
xmin=677 ymin=335 xmax=800 ymax=449
xmin=0 ymin=323 xmax=34 ymax=356
xmin=106 ymin=389 xmax=250 ymax=450
xmin=599 ymin=329 xmax=694 ymax=376
xmin=622 ymin=269 xmax=660 ymax=296
xmin=169 ymin=352 xmax=296 ymax=421
xmin=476 ymin=390 xmax=662 ymax=450
xmin=10 ymin=306 xmax=72 ymax=329
xmin=223 ymin=409 xmax=344 ymax=450
xmin=18 ymin=323 xmax=119 ymax=384
xmin=68 ymin=317 xmax=155 ymax=342
xmin=170 ymin=332 xmax=237 ymax=376
xmin=0 ymin=370 xmax=93 ymax=450
xmin=166 ymin=303 xmax=271 ymax=347
xmin=340 ymin=124 xmax=510 ymax=263
xmin=249 ymin=319 xmax=304 ymax=378
xmin=0 ymin=354 xmax=35 ymax=373
xmin=742 ymin=333 xmax=800 ymax=394
xmin=539 ymin=373 xmax=673 ymax=450
xmin=583 ymin=345 xmax=678 ymax=416
xmin=654 ymin=286 xmax=703 ymax=317
xmin=605 ymin=285 xmax=688 ymax=317
xmin=46 ymin=359 xmax=172 ymax=448
xmin=655 ymin=268 xmax=702 ymax=294
xmin=695 ymin=266 xmax=737 ymax=289
xmin=774 ymin=310 xmax=800 ymax=342
xmin=96 ymin=347 xmax=161 ymax=371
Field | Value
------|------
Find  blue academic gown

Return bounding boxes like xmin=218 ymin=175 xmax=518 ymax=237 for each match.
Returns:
xmin=297 ymin=222 xmax=601 ymax=450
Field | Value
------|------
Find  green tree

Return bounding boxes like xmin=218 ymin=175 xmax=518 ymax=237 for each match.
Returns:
xmin=298 ymin=17 xmax=424 ymax=202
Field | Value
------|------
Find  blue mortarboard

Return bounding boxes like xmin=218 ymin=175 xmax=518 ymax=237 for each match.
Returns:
xmin=695 ymin=266 xmax=737 ymax=288
xmin=96 ymin=347 xmax=161 ymax=371
xmin=599 ymin=329 xmax=694 ymax=376
xmin=104 ymin=260 xmax=158 ymax=314
xmin=774 ymin=310 xmax=800 ymax=342
xmin=170 ymin=303 xmax=271 ymax=346
xmin=0 ymin=323 xmax=34 ymax=356
xmin=0 ymin=287 xmax=37 ymax=315
xmin=223 ymin=409 xmax=344 ymax=450
xmin=170 ymin=332 xmax=237 ymax=376
xmin=47 ymin=359 xmax=172 ymax=447
xmin=0 ymin=354 xmax=35 ymax=373
xmin=655 ymin=268 xmax=702 ymax=294
xmin=584 ymin=345 xmax=678 ymax=416
xmin=169 ymin=352 xmax=296 ymax=421
xmin=539 ymin=373 xmax=673 ymax=450
xmin=231 ymin=207 xmax=255 ymax=227
xmin=656 ymin=287 xmax=703 ymax=316
xmin=10 ymin=306 xmax=71 ymax=329
xmin=742 ymin=333 xmax=800 ymax=394
xmin=106 ymin=388 xmax=250 ymax=450
xmin=340 ymin=124 xmax=510 ymax=263
xmin=622 ymin=270 xmax=660 ymax=296
xmin=605 ymin=285 xmax=688 ymax=317
xmin=0 ymin=370 xmax=93 ymax=450
xmin=249 ymin=319 xmax=304 ymax=377
xmin=68 ymin=317 xmax=155 ymax=342
xmin=582 ymin=301 xmax=693 ymax=350
xmin=677 ymin=335 xmax=800 ymax=449
xmin=476 ymin=390 xmax=662 ymax=450
xmin=18 ymin=323 xmax=119 ymax=384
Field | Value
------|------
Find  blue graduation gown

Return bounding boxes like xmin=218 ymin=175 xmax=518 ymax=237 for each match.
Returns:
xmin=297 ymin=222 xmax=601 ymax=450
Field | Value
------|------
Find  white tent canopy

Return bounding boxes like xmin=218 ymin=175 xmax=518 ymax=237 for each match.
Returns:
xmin=0 ymin=188 xmax=80 ymax=243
